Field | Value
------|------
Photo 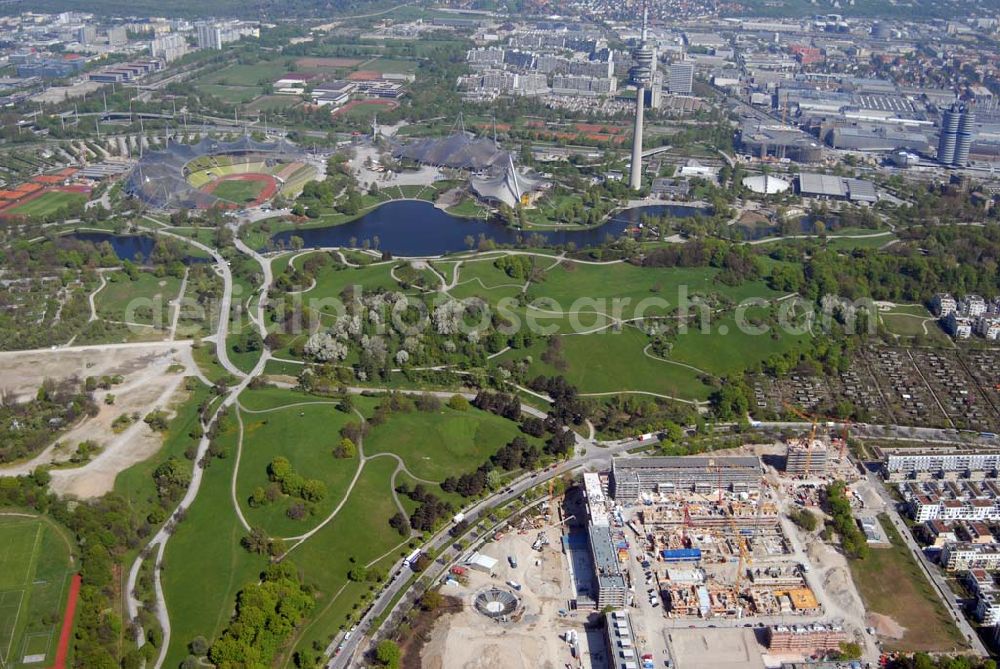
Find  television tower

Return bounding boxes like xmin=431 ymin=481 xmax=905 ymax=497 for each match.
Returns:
xmin=629 ymin=2 xmax=654 ymax=191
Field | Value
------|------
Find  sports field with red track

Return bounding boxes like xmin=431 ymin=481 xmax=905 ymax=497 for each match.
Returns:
xmin=200 ymin=173 xmax=278 ymax=207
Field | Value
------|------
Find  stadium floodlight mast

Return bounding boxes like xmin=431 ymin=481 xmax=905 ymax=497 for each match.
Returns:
xmin=629 ymin=0 xmax=654 ymax=191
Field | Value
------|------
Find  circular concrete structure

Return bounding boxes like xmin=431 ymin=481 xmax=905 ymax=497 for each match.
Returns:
xmin=474 ymin=588 xmax=519 ymax=619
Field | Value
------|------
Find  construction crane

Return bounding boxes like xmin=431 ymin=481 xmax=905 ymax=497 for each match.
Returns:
xmin=726 ymin=514 xmax=752 ymax=590
xmin=682 ymin=501 xmax=694 ymax=548
xmin=707 ymin=462 xmax=724 ymax=503
xmin=838 ymin=419 xmax=853 ymax=460
xmin=783 ymin=402 xmax=818 ymax=477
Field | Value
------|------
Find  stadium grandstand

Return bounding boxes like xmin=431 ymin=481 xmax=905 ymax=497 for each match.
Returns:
xmin=124 ymin=135 xmax=309 ymax=209
xmin=392 ymin=131 xmax=510 ymax=171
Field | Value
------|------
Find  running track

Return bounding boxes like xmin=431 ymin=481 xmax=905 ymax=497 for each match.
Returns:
xmin=48 ymin=573 xmax=81 ymax=669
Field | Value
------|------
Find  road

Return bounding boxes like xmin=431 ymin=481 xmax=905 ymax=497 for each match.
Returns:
xmin=329 ymin=434 xmax=642 ymax=668
xmin=105 ymin=217 xmax=996 ymax=668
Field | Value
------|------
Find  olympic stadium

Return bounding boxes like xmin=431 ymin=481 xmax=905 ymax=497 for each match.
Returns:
xmin=124 ymin=136 xmax=317 ymax=210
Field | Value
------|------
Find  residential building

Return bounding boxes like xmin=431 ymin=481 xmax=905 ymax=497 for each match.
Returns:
xmin=150 ymin=33 xmax=188 ymax=62
xmin=976 ymin=317 xmax=1000 ymax=341
xmin=196 ymin=23 xmax=223 ymax=50
xmin=767 ymin=624 xmax=847 ymax=653
xmin=960 ymin=294 xmax=988 ymax=317
xmin=932 ymin=293 xmax=957 ymax=317
xmin=107 ymin=26 xmax=127 ymax=46
xmin=76 ymin=25 xmax=97 ymax=44
xmin=588 ymin=524 xmax=627 ymax=609
xmin=945 ymin=312 xmax=974 ymax=339
xmin=609 ymin=456 xmax=761 ymax=500
xmin=964 ymin=570 xmax=1000 ymax=625
xmin=883 ymin=449 xmax=1000 ymax=480
xmin=785 ymin=439 xmax=828 ymax=476
xmin=604 ymin=611 xmax=642 ymax=667
xmin=942 ymin=542 xmax=1000 ymax=571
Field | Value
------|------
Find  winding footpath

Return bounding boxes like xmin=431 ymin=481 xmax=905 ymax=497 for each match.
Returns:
xmin=127 ymin=224 xmax=274 ymax=669
xmin=117 ymin=224 xmax=1000 ymax=669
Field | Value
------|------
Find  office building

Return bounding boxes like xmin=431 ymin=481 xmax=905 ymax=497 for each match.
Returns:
xmin=939 ymin=104 xmax=975 ymax=167
xmin=668 ymin=60 xmax=694 ymax=94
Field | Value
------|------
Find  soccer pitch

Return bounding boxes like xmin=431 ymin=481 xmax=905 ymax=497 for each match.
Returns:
xmin=0 ymin=518 xmax=74 ymax=668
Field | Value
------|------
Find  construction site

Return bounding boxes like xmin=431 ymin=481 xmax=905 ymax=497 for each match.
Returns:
xmin=597 ymin=467 xmax=822 ymax=622
xmin=422 ymin=444 xmax=878 ymax=669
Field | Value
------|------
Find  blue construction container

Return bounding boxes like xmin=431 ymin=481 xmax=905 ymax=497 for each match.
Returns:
xmin=660 ymin=548 xmax=702 ymax=562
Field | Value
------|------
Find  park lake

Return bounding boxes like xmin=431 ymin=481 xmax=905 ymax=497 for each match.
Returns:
xmin=69 ymin=201 xmax=708 ymax=260
xmin=269 ymin=200 xmax=708 ymax=255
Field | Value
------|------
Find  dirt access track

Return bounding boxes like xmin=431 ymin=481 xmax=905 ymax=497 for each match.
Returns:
xmin=0 ymin=342 xmax=204 ymax=498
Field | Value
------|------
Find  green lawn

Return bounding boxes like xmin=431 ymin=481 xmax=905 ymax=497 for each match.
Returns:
xmin=880 ymin=305 xmax=952 ymax=344
xmin=195 ymin=84 xmax=259 ymax=104
xmin=366 ymin=58 xmax=418 ymax=74
xmin=5 ymin=191 xmax=86 ymax=218
xmin=363 ymin=405 xmax=533 ymax=482
xmin=195 ymin=59 xmax=289 ymax=87
xmin=191 ymin=343 xmax=233 ymax=385
xmin=668 ymin=311 xmax=810 ymax=376
xmin=235 ymin=397 xmax=377 ymax=538
xmin=96 ymin=271 xmax=179 ymax=328
xmin=448 ymin=258 xmax=526 ymax=302
xmin=210 ymin=178 xmax=268 ymax=204
xmin=531 ymin=262 xmax=781 ymax=319
xmin=161 ymin=409 xmax=265 ymax=669
xmin=849 ymin=515 xmax=967 ymax=653
xmin=500 ymin=326 xmax=716 ymax=401
xmin=303 ymin=263 xmax=397 ymax=305
xmin=0 ymin=517 xmax=74 ymax=669
xmin=284 ymin=455 xmax=413 ymax=665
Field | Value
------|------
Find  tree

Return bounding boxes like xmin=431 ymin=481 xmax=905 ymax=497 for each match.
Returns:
xmin=420 ymin=590 xmax=444 ymax=611
xmin=333 ymin=437 xmax=356 ymax=459
xmin=347 ymin=566 xmax=368 ymax=582
xmin=837 ymin=641 xmax=862 ymax=660
xmin=189 ymin=636 xmax=209 ymax=656
xmin=301 ymin=479 xmax=327 ymax=502
xmin=249 ymin=486 xmax=267 ymax=508
xmin=789 ymin=507 xmax=818 ymax=532
xmin=375 ymin=640 xmax=401 ymax=669
xmin=448 ymin=395 xmax=469 ymax=411
xmin=388 ymin=512 xmax=410 ymax=536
